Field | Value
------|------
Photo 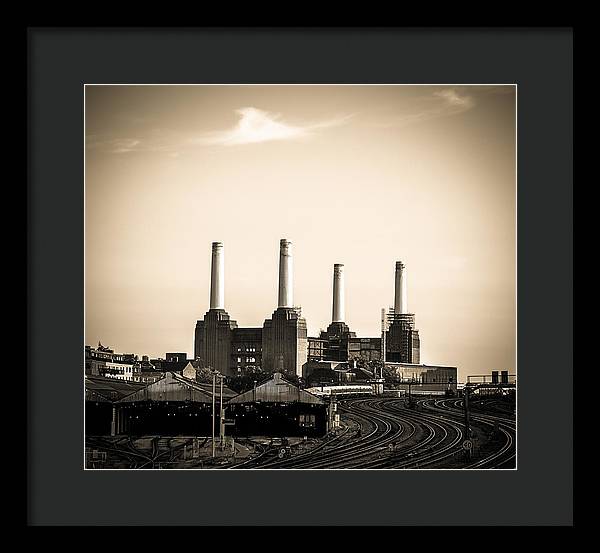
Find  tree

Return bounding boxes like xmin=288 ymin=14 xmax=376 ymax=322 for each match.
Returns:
xmin=196 ymin=365 xmax=214 ymax=384
xmin=226 ymin=369 xmax=270 ymax=393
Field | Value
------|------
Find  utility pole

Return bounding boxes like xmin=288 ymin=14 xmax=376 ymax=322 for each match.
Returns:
xmin=463 ymin=385 xmax=472 ymax=440
xmin=111 ymin=405 xmax=117 ymax=437
xmin=212 ymin=370 xmax=217 ymax=458
xmin=328 ymin=394 xmax=337 ymax=433
xmin=381 ymin=308 xmax=387 ymax=377
xmin=219 ymin=374 xmax=224 ymax=448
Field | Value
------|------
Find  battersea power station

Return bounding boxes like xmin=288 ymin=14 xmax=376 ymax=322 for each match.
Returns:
xmin=194 ymin=239 xmax=421 ymax=378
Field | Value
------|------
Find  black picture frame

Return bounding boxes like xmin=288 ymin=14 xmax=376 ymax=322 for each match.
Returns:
xmin=27 ymin=27 xmax=573 ymax=526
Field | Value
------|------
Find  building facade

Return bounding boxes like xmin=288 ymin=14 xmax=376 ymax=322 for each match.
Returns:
xmin=385 ymin=312 xmax=420 ymax=364
xmin=384 ymin=362 xmax=458 ymax=394
xmin=194 ymin=240 xmax=307 ymax=378
xmin=85 ymin=343 xmax=139 ymax=381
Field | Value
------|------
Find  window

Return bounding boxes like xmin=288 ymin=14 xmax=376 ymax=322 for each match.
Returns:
xmin=299 ymin=414 xmax=316 ymax=428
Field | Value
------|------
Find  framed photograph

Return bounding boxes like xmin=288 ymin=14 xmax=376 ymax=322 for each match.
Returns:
xmin=28 ymin=27 xmax=573 ymax=526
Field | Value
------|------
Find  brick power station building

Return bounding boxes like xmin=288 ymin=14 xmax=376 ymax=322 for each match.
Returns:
xmin=307 ymin=261 xmax=420 ymax=365
xmin=194 ymin=240 xmax=307 ymax=378
xmin=194 ymin=240 xmax=420 ymax=378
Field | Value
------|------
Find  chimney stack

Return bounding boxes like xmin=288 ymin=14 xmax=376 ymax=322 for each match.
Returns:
xmin=278 ymin=239 xmax=293 ymax=308
xmin=209 ymin=242 xmax=224 ymax=310
xmin=394 ymin=261 xmax=408 ymax=314
xmin=332 ymin=264 xmax=345 ymax=323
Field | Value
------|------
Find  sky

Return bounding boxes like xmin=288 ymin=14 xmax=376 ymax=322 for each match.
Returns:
xmin=85 ymin=85 xmax=516 ymax=382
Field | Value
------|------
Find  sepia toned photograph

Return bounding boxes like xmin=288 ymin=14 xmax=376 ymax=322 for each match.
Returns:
xmin=84 ymin=84 xmax=517 ymax=470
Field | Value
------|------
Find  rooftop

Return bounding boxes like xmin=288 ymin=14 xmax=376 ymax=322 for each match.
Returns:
xmin=85 ymin=376 xmax=147 ymax=402
xmin=228 ymin=372 xmax=325 ymax=405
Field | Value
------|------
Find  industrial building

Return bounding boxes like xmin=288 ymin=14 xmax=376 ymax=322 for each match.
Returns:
xmin=261 ymin=239 xmax=308 ymax=374
xmin=86 ymin=371 xmax=237 ymax=437
xmin=385 ymin=362 xmax=458 ymax=395
xmin=85 ymin=376 xmax=147 ymax=435
xmin=306 ymin=260 xmax=420 ymax=365
xmin=86 ymin=370 xmax=326 ymax=438
xmin=90 ymin=242 xmax=445 ymax=403
xmin=302 ymin=359 xmax=375 ymax=387
xmin=194 ymin=239 xmax=307 ymax=378
xmin=116 ymin=372 xmax=237 ymax=436
xmin=226 ymin=372 xmax=327 ymax=437
xmin=192 ymin=241 xmax=425 ymax=382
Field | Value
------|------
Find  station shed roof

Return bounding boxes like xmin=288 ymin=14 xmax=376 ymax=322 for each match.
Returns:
xmin=227 ymin=372 xmax=325 ymax=405
xmin=116 ymin=371 xmax=237 ymax=404
xmin=85 ymin=376 xmax=147 ymax=403
xmin=193 ymin=381 xmax=238 ymax=400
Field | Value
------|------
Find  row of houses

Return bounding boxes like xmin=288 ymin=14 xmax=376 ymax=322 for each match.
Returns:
xmin=85 ymin=344 xmax=189 ymax=383
xmin=86 ymin=344 xmax=457 ymax=391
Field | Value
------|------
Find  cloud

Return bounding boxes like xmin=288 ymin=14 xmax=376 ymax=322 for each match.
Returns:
xmin=197 ymin=107 xmax=352 ymax=146
xmin=381 ymin=88 xmax=476 ymax=128
xmin=109 ymin=138 xmax=142 ymax=154
xmin=86 ymin=134 xmax=181 ymax=156
xmin=86 ymin=108 xmax=352 ymax=155
xmin=433 ymin=89 xmax=474 ymax=109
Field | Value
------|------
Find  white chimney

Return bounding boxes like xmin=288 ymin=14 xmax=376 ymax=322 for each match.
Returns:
xmin=394 ymin=261 xmax=407 ymax=314
xmin=332 ymin=264 xmax=345 ymax=323
xmin=209 ymin=242 xmax=224 ymax=310
xmin=278 ymin=239 xmax=293 ymax=308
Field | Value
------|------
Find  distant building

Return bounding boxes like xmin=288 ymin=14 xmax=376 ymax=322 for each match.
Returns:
xmin=386 ymin=312 xmax=420 ymax=364
xmin=302 ymin=359 xmax=374 ymax=387
xmin=306 ymin=262 xmax=419 ymax=365
xmin=261 ymin=305 xmax=307 ymax=376
xmin=103 ymin=361 xmax=136 ymax=381
xmin=148 ymin=356 xmax=189 ymax=374
xmin=307 ymin=337 xmax=327 ymax=362
xmin=85 ymin=343 xmax=139 ymax=381
xmin=385 ymin=362 xmax=457 ymax=395
xmin=165 ymin=352 xmax=187 ymax=363
xmin=194 ymin=240 xmax=307 ymax=377
xmin=85 ymin=343 xmax=113 ymax=376
xmin=181 ymin=361 xmax=199 ymax=381
xmin=348 ymin=337 xmax=382 ymax=362
xmin=84 ymin=344 xmax=181 ymax=382
xmin=231 ymin=328 xmax=263 ymax=373
xmin=136 ymin=371 xmax=165 ymax=384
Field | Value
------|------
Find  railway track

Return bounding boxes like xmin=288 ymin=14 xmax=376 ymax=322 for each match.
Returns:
xmin=265 ymin=400 xmax=407 ymax=469
xmin=238 ymin=395 xmax=515 ymax=469
xmin=86 ymin=395 xmax=515 ymax=469
xmin=86 ymin=436 xmax=197 ymax=468
xmin=422 ymin=397 xmax=516 ymax=468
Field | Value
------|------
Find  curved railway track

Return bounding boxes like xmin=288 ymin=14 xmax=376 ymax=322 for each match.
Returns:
xmin=236 ymin=395 xmax=515 ymax=469
xmin=86 ymin=395 xmax=515 ymax=469
xmin=420 ymin=397 xmax=516 ymax=469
